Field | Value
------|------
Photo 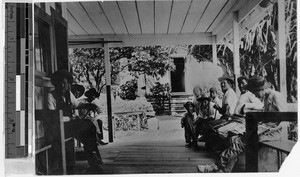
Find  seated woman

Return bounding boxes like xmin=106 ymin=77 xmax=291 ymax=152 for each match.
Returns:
xmin=48 ymin=70 xmax=103 ymax=174
xmin=181 ymin=101 xmax=197 ymax=148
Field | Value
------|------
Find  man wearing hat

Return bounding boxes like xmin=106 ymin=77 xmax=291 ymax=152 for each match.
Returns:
xmin=204 ymin=75 xmax=238 ymax=150
xmin=214 ymin=75 xmax=238 ymax=116
xmin=247 ymin=75 xmax=287 ymax=171
xmin=47 ymin=70 xmax=103 ymax=173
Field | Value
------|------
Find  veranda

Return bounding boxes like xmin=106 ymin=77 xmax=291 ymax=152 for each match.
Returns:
xmin=33 ymin=0 xmax=298 ymax=175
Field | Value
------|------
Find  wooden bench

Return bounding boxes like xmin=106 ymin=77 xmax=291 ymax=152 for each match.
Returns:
xmin=245 ymin=112 xmax=297 ymax=172
xmin=35 ymin=110 xmax=75 ymax=175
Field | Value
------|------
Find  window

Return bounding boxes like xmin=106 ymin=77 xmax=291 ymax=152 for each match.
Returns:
xmin=34 ymin=18 xmax=52 ymax=75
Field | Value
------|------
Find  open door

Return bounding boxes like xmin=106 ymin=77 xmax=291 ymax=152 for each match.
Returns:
xmin=171 ymin=58 xmax=185 ymax=92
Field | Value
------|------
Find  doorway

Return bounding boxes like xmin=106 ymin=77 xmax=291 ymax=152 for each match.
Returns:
xmin=171 ymin=58 xmax=185 ymax=92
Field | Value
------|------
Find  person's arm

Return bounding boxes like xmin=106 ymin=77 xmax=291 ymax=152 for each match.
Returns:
xmin=242 ymin=93 xmax=264 ymax=113
xmin=226 ymin=90 xmax=238 ymax=115
xmin=208 ymin=102 xmax=216 ymax=118
xmin=70 ymin=91 xmax=80 ymax=107
xmin=47 ymin=92 xmax=56 ymax=110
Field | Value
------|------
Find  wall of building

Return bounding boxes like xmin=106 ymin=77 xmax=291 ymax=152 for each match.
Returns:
xmin=184 ymin=56 xmax=223 ymax=95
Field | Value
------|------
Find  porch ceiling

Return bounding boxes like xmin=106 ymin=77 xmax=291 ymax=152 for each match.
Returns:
xmin=67 ymin=0 xmax=267 ymax=47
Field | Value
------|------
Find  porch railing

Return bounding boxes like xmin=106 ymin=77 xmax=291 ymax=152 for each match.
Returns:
xmin=245 ymin=112 xmax=297 ymax=172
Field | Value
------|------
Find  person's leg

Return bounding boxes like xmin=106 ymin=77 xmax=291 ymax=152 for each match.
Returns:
xmin=184 ymin=128 xmax=191 ymax=144
xmin=217 ymin=135 xmax=245 ymax=172
xmin=72 ymin=119 xmax=103 ymax=168
xmin=205 ymin=118 xmax=229 ymax=151
xmin=96 ymin=119 xmax=103 ymax=139
xmin=198 ymin=135 xmax=244 ymax=173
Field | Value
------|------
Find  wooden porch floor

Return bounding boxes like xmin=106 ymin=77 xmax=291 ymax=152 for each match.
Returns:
xmin=74 ymin=139 xmax=218 ymax=174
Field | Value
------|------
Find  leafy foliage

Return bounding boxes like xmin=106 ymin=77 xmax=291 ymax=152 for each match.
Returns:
xmin=119 ymin=79 xmax=138 ymax=100
xmin=69 ymin=47 xmax=133 ymax=93
xmin=216 ymin=0 xmax=297 ymax=100
xmin=70 ymin=46 xmax=175 ymax=96
xmin=127 ymin=46 xmax=176 ymax=78
xmin=150 ymin=82 xmax=171 ymax=96
xmin=190 ymin=45 xmax=213 ymax=63
xmin=148 ymin=82 xmax=171 ymax=115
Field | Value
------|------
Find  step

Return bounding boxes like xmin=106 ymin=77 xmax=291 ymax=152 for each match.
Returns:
xmin=171 ymin=107 xmax=185 ymax=111
xmin=171 ymin=100 xmax=190 ymax=103
xmin=170 ymin=104 xmax=184 ymax=108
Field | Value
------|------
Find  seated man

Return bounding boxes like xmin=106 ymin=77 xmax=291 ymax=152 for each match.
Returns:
xmin=48 ymin=70 xmax=103 ymax=174
xmin=204 ymin=75 xmax=238 ymax=150
xmin=217 ymin=76 xmax=264 ymax=139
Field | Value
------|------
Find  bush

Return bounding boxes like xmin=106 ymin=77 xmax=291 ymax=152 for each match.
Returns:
xmin=95 ymin=97 xmax=155 ymax=131
xmin=119 ymin=79 xmax=138 ymax=100
xmin=148 ymin=82 xmax=171 ymax=115
xmin=150 ymin=82 xmax=170 ymax=96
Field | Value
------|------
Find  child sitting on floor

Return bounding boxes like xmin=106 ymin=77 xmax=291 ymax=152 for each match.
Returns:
xmin=181 ymin=101 xmax=198 ymax=148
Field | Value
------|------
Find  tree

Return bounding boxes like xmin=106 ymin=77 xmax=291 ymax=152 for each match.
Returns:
xmin=215 ymin=0 xmax=297 ymax=101
xmin=69 ymin=47 xmax=134 ymax=94
xmin=125 ymin=46 xmax=176 ymax=78
xmin=69 ymin=46 xmax=175 ymax=96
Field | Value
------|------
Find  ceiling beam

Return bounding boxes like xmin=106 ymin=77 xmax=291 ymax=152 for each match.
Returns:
xmin=68 ymin=33 xmax=213 ymax=47
xmin=218 ymin=3 xmax=272 ymax=44
xmin=213 ymin=0 xmax=263 ymax=42
xmin=212 ymin=0 xmax=248 ymax=36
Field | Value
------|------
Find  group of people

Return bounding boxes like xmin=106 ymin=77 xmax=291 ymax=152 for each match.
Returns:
xmin=181 ymin=74 xmax=287 ymax=172
xmin=47 ymin=70 xmax=107 ymax=174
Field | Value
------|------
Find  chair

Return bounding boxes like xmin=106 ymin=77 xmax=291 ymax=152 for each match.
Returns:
xmin=35 ymin=110 xmax=75 ymax=175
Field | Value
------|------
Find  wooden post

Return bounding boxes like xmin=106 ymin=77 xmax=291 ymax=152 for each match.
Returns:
xmin=245 ymin=113 xmax=259 ymax=172
xmin=232 ymin=11 xmax=240 ymax=93
xmin=58 ymin=110 xmax=67 ymax=175
xmin=212 ymin=35 xmax=217 ymax=65
xmin=105 ymin=43 xmax=113 ymax=142
xmin=277 ymin=0 xmax=287 ymax=98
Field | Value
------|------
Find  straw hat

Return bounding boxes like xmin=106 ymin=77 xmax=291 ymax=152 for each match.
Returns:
xmin=218 ymin=75 xmax=234 ymax=85
xmin=84 ymin=88 xmax=100 ymax=98
xmin=71 ymin=84 xmax=85 ymax=97
xmin=183 ymin=101 xmax=194 ymax=109
xmin=51 ymin=70 xmax=73 ymax=87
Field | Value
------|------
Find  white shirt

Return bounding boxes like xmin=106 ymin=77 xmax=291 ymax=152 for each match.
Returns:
xmin=234 ymin=91 xmax=264 ymax=115
xmin=47 ymin=90 xmax=79 ymax=110
xmin=222 ymin=88 xmax=238 ymax=115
